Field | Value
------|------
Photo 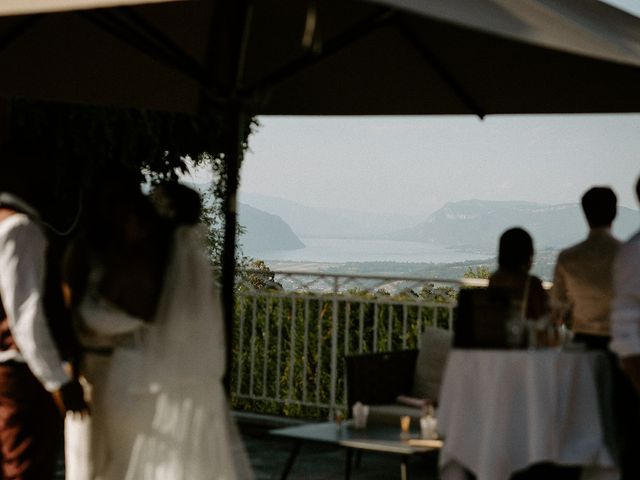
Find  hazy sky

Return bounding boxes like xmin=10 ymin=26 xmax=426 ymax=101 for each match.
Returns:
xmin=238 ymin=115 xmax=640 ymax=216
xmin=185 ymin=0 xmax=640 ymax=218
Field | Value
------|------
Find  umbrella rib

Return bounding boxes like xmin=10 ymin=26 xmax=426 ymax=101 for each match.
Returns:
xmin=394 ymin=18 xmax=486 ymax=119
xmin=241 ymin=8 xmax=396 ymax=99
xmin=234 ymin=3 xmax=254 ymax=92
xmin=116 ymin=7 xmax=225 ymax=94
xmin=78 ymin=10 xmax=213 ymax=92
xmin=0 ymin=16 xmax=42 ymax=56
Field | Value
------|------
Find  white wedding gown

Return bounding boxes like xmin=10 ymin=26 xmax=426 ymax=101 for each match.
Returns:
xmin=66 ymin=225 xmax=253 ymax=480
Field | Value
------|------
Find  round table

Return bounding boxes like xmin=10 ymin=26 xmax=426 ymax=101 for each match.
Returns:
xmin=438 ymin=349 xmax=618 ymax=480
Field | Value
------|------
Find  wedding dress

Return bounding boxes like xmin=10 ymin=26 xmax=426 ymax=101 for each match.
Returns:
xmin=65 ymin=268 xmax=146 ymax=480
xmin=66 ymin=224 xmax=253 ymax=480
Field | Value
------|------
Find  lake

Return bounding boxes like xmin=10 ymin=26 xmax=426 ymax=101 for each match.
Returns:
xmin=245 ymin=237 xmax=494 ymax=264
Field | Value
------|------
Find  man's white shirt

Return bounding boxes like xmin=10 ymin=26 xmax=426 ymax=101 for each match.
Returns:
xmin=0 ymin=213 xmax=70 ymax=391
xmin=610 ymin=231 xmax=640 ymax=357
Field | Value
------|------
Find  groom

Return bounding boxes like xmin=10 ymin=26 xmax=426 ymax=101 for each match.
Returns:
xmin=0 ymin=143 xmax=86 ymax=479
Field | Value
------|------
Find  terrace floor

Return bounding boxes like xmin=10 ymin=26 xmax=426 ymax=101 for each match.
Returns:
xmin=240 ymin=419 xmax=441 ymax=480
xmin=55 ymin=415 xmax=441 ymax=479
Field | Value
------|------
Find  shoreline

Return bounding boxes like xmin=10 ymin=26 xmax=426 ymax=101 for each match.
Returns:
xmin=256 ymin=249 xmax=557 ymax=281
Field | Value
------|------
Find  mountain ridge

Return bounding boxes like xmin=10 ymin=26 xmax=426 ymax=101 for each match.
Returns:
xmin=188 ymin=183 xmax=640 ymax=256
xmin=395 ymin=199 xmax=639 ymax=251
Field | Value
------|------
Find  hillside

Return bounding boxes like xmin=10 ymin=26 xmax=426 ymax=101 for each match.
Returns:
xmin=238 ymin=203 xmax=304 ymax=252
xmin=185 ymin=184 xmax=304 ymax=253
xmin=395 ymin=200 xmax=639 ymax=251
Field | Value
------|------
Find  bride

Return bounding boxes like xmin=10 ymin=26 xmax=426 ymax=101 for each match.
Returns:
xmin=64 ymin=180 xmax=253 ymax=480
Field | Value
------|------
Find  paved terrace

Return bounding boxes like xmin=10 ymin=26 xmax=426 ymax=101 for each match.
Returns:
xmin=55 ymin=417 xmax=441 ymax=479
xmin=241 ymin=420 xmax=441 ymax=480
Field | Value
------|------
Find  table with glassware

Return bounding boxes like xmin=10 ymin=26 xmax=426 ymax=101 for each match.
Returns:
xmin=437 ymin=349 xmax=618 ymax=480
xmin=271 ymin=420 xmax=442 ymax=480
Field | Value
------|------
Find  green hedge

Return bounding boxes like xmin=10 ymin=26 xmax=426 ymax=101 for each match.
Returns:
xmin=230 ymin=288 xmax=455 ymax=420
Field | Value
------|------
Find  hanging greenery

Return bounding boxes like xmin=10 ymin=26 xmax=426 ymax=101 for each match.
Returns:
xmin=7 ymin=97 xmax=230 ymax=184
xmin=3 ymin=98 xmax=255 ymax=254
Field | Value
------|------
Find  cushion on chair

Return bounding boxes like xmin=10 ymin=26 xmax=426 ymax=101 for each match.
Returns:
xmin=367 ymin=404 xmax=424 ymax=426
xmin=412 ymin=327 xmax=453 ymax=403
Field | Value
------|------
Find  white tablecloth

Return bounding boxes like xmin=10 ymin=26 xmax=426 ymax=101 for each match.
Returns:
xmin=438 ymin=349 xmax=618 ymax=480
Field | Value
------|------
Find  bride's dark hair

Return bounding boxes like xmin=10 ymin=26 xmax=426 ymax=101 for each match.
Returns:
xmin=150 ymin=182 xmax=202 ymax=227
xmin=73 ymin=171 xmax=173 ymax=322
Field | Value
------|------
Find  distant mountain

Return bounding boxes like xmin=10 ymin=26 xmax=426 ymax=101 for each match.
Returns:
xmin=237 ymin=203 xmax=304 ymax=253
xmin=239 ymin=192 xmax=423 ymax=238
xmin=395 ymin=200 xmax=639 ymax=251
xmin=184 ymin=184 xmax=304 ymax=252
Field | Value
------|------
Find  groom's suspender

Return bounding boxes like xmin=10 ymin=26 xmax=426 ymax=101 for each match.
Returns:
xmin=0 ymin=295 xmax=20 ymax=352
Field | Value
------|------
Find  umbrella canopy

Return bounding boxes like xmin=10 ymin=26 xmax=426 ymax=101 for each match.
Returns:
xmin=1 ymin=0 xmax=640 ymax=116
xmin=0 ymin=0 xmax=174 ymax=16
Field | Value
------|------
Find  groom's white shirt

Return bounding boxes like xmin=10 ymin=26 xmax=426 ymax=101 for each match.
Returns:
xmin=0 ymin=212 xmax=70 ymax=391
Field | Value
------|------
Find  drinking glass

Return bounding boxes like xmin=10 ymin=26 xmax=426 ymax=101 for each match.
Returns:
xmin=334 ymin=409 xmax=345 ymax=430
xmin=505 ymin=316 xmax=524 ymax=348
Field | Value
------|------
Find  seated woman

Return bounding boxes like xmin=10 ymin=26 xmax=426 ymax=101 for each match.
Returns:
xmin=489 ymin=227 xmax=549 ymax=320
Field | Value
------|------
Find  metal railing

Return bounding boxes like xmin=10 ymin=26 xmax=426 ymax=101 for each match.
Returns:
xmin=231 ymin=270 xmax=478 ymax=418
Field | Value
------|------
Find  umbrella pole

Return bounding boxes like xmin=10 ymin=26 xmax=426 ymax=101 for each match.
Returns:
xmin=221 ymin=103 xmax=244 ymax=394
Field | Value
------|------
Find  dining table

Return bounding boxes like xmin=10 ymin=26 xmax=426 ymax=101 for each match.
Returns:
xmin=437 ymin=348 xmax=619 ymax=480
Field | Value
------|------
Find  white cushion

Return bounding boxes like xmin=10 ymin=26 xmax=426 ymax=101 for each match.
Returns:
xmin=412 ymin=327 xmax=453 ymax=402
xmin=368 ymin=404 xmax=423 ymax=426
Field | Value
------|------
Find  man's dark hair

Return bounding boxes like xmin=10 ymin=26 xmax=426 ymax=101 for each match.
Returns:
xmin=498 ymin=227 xmax=534 ymax=272
xmin=636 ymin=177 xmax=640 ymax=203
xmin=581 ymin=187 xmax=617 ymax=229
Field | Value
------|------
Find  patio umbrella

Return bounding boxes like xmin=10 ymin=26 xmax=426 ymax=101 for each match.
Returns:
xmin=2 ymin=0 xmax=640 ymax=384
xmin=1 ymin=0 xmax=640 ymax=115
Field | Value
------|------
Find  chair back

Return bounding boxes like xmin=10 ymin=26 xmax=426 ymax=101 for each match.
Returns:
xmin=454 ymin=287 xmax=513 ymax=349
xmin=345 ymin=350 xmax=418 ymax=413
xmin=412 ymin=327 xmax=453 ymax=402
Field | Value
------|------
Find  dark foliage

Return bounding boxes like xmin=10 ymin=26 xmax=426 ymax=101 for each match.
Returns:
xmin=3 ymin=98 xmax=254 ymax=244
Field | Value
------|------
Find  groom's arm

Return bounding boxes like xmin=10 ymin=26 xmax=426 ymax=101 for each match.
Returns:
xmin=0 ymin=216 xmax=69 ymax=389
xmin=0 ymin=215 xmax=86 ymax=413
